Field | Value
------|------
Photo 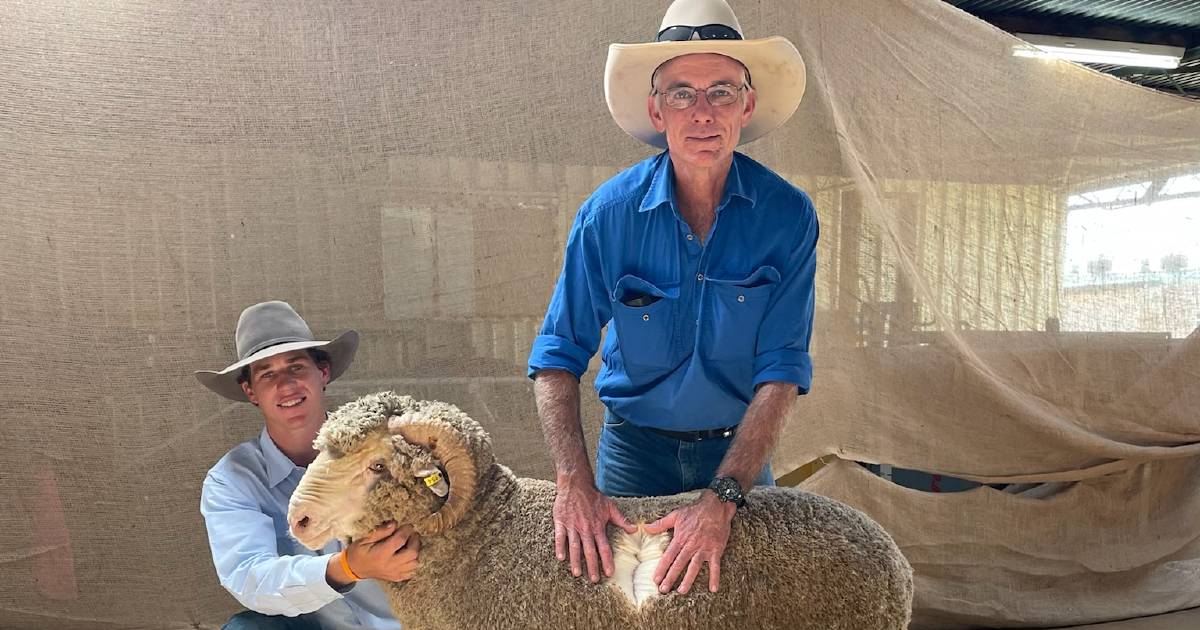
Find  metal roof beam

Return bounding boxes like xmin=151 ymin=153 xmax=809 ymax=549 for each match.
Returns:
xmin=971 ymin=11 xmax=1197 ymax=48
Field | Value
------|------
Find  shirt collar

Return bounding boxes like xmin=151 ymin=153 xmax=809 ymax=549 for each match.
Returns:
xmin=638 ymin=151 xmax=757 ymax=213
xmin=259 ymin=427 xmax=302 ymax=488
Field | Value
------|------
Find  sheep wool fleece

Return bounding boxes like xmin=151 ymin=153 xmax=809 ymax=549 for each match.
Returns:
xmin=305 ymin=392 xmax=914 ymax=630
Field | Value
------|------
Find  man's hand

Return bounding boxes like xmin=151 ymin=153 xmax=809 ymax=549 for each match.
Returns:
xmin=333 ymin=521 xmax=422 ymax=585
xmin=554 ymin=476 xmax=637 ymax=583
xmin=643 ymin=491 xmax=735 ymax=594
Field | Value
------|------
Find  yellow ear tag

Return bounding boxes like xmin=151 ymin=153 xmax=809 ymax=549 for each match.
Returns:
xmin=416 ymin=466 xmax=449 ymax=497
xmin=423 ymin=471 xmax=443 ymax=488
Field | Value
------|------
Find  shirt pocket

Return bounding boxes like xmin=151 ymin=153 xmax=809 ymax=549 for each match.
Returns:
xmin=610 ymin=274 xmax=678 ymax=373
xmin=704 ymin=266 xmax=781 ymax=362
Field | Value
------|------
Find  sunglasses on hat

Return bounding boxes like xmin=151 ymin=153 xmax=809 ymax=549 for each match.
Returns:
xmin=656 ymin=24 xmax=743 ymax=42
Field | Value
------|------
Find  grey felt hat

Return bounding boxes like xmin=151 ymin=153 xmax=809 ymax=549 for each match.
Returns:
xmin=194 ymin=301 xmax=359 ymax=402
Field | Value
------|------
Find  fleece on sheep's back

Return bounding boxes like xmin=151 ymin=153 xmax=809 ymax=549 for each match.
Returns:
xmin=290 ymin=392 xmax=914 ymax=630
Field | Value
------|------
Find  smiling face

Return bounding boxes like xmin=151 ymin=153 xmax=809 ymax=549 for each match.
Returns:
xmin=240 ymin=349 xmax=331 ymax=462
xmin=647 ymin=53 xmax=756 ymax=170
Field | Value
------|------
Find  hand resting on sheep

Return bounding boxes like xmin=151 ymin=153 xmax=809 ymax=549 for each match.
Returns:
xmin=288 ymin=392 xmax=913 ymax=629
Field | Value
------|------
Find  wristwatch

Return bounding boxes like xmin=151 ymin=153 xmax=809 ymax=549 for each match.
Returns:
xmin=707 ymin=476 xmax=746 ymax=508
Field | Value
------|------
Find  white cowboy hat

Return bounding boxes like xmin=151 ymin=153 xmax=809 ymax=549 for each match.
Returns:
xmin=604 ymin=0 xmax=806 ymax=149
xmin=194 ymin=300 xmax=359 ymax=402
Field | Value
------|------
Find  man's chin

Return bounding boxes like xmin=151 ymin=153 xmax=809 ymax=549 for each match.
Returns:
xmin=267 ymin=407 xmax=323 ymax=430
xmin=282 ymin=411 xmax=321 ymax=427
xmin=674 ymin=147 xmax=730 ymax=165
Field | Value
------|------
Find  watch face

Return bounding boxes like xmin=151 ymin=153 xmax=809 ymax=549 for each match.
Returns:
xmin=711 ymin=477 xmax=742 ymax=503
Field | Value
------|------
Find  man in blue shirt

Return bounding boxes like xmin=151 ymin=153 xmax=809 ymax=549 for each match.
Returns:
xmin=527 ymin=0 xmax=816 ymax=599
xmin=197 ymin=301 xmax=417 ymax=629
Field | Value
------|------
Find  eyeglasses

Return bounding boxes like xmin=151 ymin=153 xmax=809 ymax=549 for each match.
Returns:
xmin=656 ymin=24 xmax=743 ymax=42
xmin=652 ymin=83 xmax=747 ymax=109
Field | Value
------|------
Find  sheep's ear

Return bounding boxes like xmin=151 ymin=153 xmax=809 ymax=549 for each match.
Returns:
xmin=414 ymin=466 xmax=450 ymax=497
xmin=391 ymin=413 xmax=478 ymax=535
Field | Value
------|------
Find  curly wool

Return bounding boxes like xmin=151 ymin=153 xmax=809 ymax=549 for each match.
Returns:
xmin=312 ymin=392 xmax=408 ymax=458
xmin=310 ymin=392 xmax=914 ymax=630
xmin=316 ymin=393 xmax=493 ymax=471
xmin=316 ymin=392 xmax=497 ymax=540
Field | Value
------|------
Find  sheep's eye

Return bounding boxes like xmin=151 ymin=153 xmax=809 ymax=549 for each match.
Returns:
xmin=368 ymin=462 xmax=387 ymax=474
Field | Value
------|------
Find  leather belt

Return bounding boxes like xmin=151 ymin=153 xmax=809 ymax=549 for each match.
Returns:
xmin=644 ymin=425 xmax=738 ymax=442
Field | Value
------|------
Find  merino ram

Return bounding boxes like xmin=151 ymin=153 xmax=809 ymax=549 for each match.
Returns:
xmin=288 ymin=392 xmax=913 ymax=629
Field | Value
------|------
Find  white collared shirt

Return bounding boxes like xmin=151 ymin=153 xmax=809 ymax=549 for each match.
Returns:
xmin=200 ymin=428 xmax=402 ymax=629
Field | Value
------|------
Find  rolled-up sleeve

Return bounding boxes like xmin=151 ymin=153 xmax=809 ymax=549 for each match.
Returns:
xmin=753 ymin=193 xmax=819 ymax=393
xmin=528 ymin=207 xmax=611 ymax=379
xmin=200 ymin=472 xmax=343 ymax=616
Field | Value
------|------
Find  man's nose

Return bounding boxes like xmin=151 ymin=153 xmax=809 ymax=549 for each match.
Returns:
xmin=691 ymin=98 xmax=715 ymax=123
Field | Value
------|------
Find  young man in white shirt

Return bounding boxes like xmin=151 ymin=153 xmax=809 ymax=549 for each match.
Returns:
xmin=197 ymin=301 xmax=417 ymax=630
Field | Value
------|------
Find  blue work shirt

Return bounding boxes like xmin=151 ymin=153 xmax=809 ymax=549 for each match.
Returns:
xmin=528 ymin=151 xmax=818 ymax=431
xmin=200 ymin=428 xmax=401 ymax=630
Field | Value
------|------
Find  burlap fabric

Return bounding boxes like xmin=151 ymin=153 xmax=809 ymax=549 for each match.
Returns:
xmin=1 ymin=1 xmax=1197 ymax=627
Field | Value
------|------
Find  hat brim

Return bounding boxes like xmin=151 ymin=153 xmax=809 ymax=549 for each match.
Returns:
xmin=194 ymin=330 xmax=359 ymax=402
xmin=604 ymin=36 xmax=806 ymax=149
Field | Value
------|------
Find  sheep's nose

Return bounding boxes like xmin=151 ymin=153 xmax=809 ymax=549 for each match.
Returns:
xmin=290 ymin=513 xmax=312 ymax=535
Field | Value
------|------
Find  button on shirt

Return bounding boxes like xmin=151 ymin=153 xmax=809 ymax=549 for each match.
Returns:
xmin=528 ymin=151 xmax=818 ymax=431
xmin=200 ymin=428 xmax=401 ymax=630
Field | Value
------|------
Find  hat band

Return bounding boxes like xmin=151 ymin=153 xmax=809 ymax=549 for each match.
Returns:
xmin=656 ymin=24 xmax=742 ymax=42
xmin=241 ymin=336 xmax=314 ymax=360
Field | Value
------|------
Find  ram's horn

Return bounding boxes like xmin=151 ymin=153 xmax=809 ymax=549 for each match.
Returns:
xmin=389 ymin=415 xmax=478 ymax=534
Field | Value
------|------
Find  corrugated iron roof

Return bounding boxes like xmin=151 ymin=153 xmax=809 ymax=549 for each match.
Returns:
xmin=944 ymin=0 xmax=1200 ymax=98
xmin=946 ymin=0 xmax=1200 ymax=30
xmin=1107 ymin=58 xmax=1200 ymax=94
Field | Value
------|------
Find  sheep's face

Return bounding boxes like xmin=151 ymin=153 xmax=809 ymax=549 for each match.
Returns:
xmin=288 ymin=429 xmax=446 ymax=550
xmin=289 ymin=392 xmax=491 ymax=548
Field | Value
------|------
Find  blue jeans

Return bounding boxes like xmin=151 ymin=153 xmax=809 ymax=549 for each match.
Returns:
xmin=222 ymin=610 xmax=323 ymax=630
xmin=595 ymin=410 xmax=774 ymax=497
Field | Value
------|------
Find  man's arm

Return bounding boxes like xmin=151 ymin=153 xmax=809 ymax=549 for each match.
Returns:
xmin=201 ymin=473 xmax=421 ymax=615
xmin=714 ymin=382 xmax=796 ymax=489
xmin=529 ymin=204 xmax=635 ymax=583
xmin=535 ymin=369 xmax=635 ymax=584
xmin=534 ymin=369 xmax=593 ymax=484
xmin=201 ymin=472 xmax=348 ymax=615
xmin=643 ymin=382 xmax=796 ymax=594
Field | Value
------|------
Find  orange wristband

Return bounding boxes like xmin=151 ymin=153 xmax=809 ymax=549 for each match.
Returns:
xmin=338 ymin=550 xmax=362 ymax=582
